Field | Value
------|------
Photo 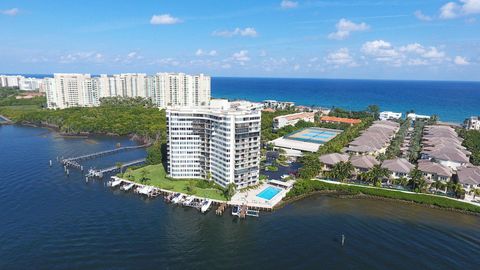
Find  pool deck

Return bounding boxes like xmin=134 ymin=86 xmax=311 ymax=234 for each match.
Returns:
xmin=230 ymin=181 xmax=294 ymax=210
xmin=111 ymin=176 xmax=293 ymax=211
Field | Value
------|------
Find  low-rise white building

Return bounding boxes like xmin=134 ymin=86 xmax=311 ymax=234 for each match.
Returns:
xmin=273 ymin=112 xmax=315 ymax=129
xmin=379 ymin=111 xmax=402 ymax=121
xmin=407 ymin=113 xmax=430 ymax=121
xmin=263 ymin=100 xmax=295 ymax=110
xmin=167 ymin=99 xmax=261 ymax=189
xmin=464 ymin=116 xmax=480 ymax=131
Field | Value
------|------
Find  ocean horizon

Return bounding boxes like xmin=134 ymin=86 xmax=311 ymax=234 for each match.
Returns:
xmin=8 ymin=74 xmax=480 ymax=123
xmin=213 ymin=77 xmax=480 ymax=123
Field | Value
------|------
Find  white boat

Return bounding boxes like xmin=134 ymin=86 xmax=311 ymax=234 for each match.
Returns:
xmin=231 ymin=205 xmax=240 ymax=216
xmin=109 ymin=179 xmax=122 ymax=188
xmin=171 ymin=193 xmax=182 ymax=204
xmin=183 ymin=196 xmax=195 ymax=206
xmin=176 ymin=195 xmax=186 ymax=204
xmin=138 ymin=186 xmax=153 ymax=196
xmin=121 ymin=183 xmax=135 ymax=191
xmin=200 ymin=199 xmax=212 ymax=213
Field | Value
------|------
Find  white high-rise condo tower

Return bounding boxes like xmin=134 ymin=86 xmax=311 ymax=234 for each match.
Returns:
xmin=166 ymin=100 xmax=262 ymax=188
xmin=44 ymin=72 xmax=211 ymax=109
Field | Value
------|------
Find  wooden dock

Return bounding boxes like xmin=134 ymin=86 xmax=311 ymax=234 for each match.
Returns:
xmin=61 ymin=144 xmax=149 ymax=169
xmin=86 ymin=158 xmax=146 ymax=178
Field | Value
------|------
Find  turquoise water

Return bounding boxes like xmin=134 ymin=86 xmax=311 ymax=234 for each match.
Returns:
xmin=257 ymin=186 xmax=282 ymax=200
xmin=286 ymin=127 xmax=342 ymax=143
xmin=213 ymin=77 xmax=480 ymax=123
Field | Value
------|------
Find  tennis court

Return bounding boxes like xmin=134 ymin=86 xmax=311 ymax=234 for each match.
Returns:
xmin=285 ymin=127 xmax=342 ymax=144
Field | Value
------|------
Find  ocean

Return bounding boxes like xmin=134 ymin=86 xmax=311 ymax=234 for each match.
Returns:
xmin=212 ymin=77 xmax=480 ymax=123
xmin=17 ymin=74 xmax=480 ymax=123
xmin=1 ymin=125 xmax=479 ymax=269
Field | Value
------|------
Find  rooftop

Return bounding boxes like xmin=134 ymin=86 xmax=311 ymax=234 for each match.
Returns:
xmin=320 ymin=116 xmax=361 ymax=125
xmin=382 ymin=158 xmax=414 ymax=174
xmin=319 ymin=153 xmax=349 ymax=166
xmin=457 ymin=166 xmax=480 ymax=186
xmin=417 ymin=160 xmax=453 ymax=177
xmin=350 ymin=155 xmax=380 ymax=170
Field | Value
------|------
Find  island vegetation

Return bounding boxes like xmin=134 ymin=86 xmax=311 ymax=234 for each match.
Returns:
xmin=458 ymin=129 xmax=480 ymax=165
xmin=0 ymin=96 xmax=166 ymax=141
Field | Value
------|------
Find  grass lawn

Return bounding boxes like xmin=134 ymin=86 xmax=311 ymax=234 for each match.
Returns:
xmin=123 ymin=164 xmax=227 ymax=201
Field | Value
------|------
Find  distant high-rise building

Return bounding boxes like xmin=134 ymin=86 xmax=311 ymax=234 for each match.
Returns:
xmin=166 ymin=99 xmax=261 ymax=188
xmin=44 ymin=72 xmax=211 ymax=109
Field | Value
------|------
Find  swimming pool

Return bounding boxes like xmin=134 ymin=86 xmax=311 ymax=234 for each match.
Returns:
xmin=257 ymin=186 xmax=282 ymax=200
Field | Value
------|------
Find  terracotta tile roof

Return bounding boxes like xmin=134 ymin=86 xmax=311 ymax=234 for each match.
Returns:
xmin=320 ymin=116 xmax=361 ymax=124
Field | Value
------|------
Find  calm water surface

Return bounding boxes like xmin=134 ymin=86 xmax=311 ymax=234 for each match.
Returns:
xmin=1 ymin=125 xmax=479 ymax=270
xmin=213 ymin=78 xmax=480 ymax=123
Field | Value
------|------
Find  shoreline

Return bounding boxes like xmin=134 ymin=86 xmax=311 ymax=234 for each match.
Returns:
xmin=279 ymin=190 xmax=480 ymax=216
xmin=11 ymin=121 xmax=152 ymax=145
xmin=4 ymin=120 xmax=478 ymax=217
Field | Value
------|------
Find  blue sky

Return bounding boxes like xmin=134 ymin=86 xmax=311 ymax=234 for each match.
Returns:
xmin=1 ymin=0 xmax=479 ymax=80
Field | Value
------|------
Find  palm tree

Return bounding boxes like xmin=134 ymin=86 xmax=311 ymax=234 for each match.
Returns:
xmin=409 ymin=168 xmax=426 ymax=192
xmin=451 ymin=183 xmax=465 ymax=199
xmin=364 ymin=165 xmax=390 ymax=187
xmin=397 ymin=177 xmax=409 ymax=187
xmin=330 ymin=161 xmax=354 ymax=182
xmin=140 ymin=169 xmax=149 ymax=184
xmin=473 ymin=188 xmax=480 ymax=200
xmin=116 ymin=162 xmax=124 ymax=174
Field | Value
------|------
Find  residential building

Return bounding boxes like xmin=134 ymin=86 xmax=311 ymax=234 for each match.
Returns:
xmin=263 ymin=100 xmax=295 ymax=110
xmin=0 ymin=75 xmax=23 ymax=88
xmin=379 ymin=111 xmax=402 ymax=121
xmin=18 ymin=77 xmax=42 ymax=91
xmin=417 ymin=160 xmax=453 ymax=183
xmin=350 ymin=155 xmax=379 ymax=173
xmin=166 ymin=99 xmax=261 ymax=188
xmin=318 ymin=153 xmax=349 ymax=171
xmin=344 ymin=120 xmax=400 ymax=156
xmin=456 ymin=166 xmax=480 ymax=194
xmin=273 ymin=112 xmax=315 ymax=129
xmin=44 ymin=72 xmax=211 ymax=109
xmin=320 ymin=116 xmax=361 ymax=125
xmin=381 ymin=158 xmax=414 ymax=179
xmin=420 ymin=125 xmax=470 ymax=170
xmin=407 ymin=113 xmax=430 ymax=121
xmin=464 ymin=116 xmax=480 ymax=131
xmin=45 ymin=73 xmax=96 ymax=109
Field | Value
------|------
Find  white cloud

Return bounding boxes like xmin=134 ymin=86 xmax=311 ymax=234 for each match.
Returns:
xmin=195 ymin=49 xmax=217 ymax=56
xmin=422 ymin=47 xmax=446 ymax=59
xmin=454 ymin=56 xmax=470 ymax=65
xmin=361 ymin=40 xmax=399 ymax=60
xmin=440 ymin=2 xmax=461 ymax=19
xmin=362 ymin=40 xmax=449 ymax=67
xmin=328 ymin=19 xmax=369 ymax=40
xmin=60 ymin=52 xmax=104 ymax=63
xmin=150 ymin=14 xmax=182 ymax=25
xmin=1 ymin=8 xmax=19 ymax=16
xmin=462 ymin=0 xmax=480 ymax=14
xmin=407 ymin=59 xmax=429 ymax=66
xmin=232 ymin=50 xmax=250 ymax=62
xmin=325 ymin=48 xmax=357 ymax=66
xmin=414 ymin=10 xmax=433 ymax=21
xmin=399 ymin=43 xmax=426 ymax=54
xmin=439 ymin=0 xmax=480 ymax=19
xmin=293 ymin=64 xmax=300 ymax=70
xmin=212 ymin=27 xmax=258 ymax=37
xmin=259 ymin=50 xmax=267 ymax=57
xmin=280 ymin=0 xmax=298 ymax=9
